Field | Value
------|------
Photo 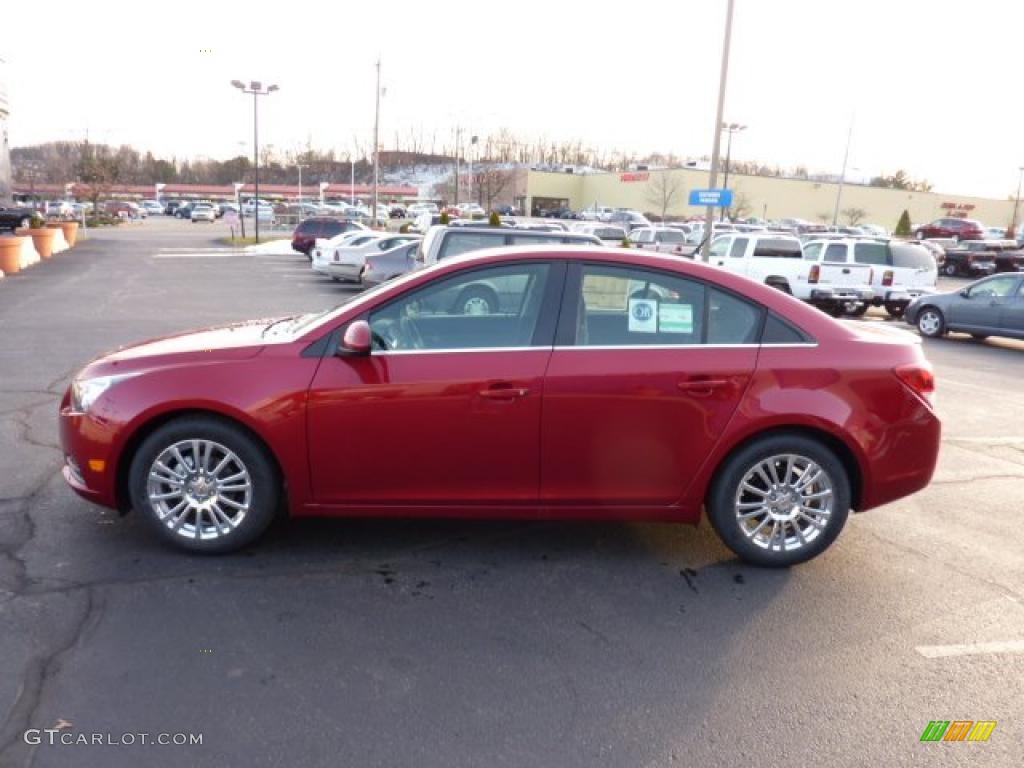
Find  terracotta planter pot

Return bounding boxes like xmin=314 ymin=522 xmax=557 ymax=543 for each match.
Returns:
xmin=0 ymin=236 xmax=26 ymax=275
xmin=47 ymin=221 xmax=79 ymax=248
xmin=15 ymin=227 xmax=58 ymax=259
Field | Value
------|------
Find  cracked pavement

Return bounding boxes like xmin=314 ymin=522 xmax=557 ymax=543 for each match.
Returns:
xmin=0 ymin=219 xmax=1022 ymax=767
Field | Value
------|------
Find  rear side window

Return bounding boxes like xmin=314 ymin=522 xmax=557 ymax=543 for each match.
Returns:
xmin=803 ymin=242 xmax=823 ymax=261
xmin=891 ymin=243 xmax=934 ymax=269
xmin=630 ymin=230 xmax=655 ymax=244
xmin=729 ymin=237 xmax=748 ymax=258
xmin=438 ymin=232 xmax=507 ymax=260
xmin=752 ymin=238 xmax=802 ymax=258
xmin=762 ymin=314 xmax=811 ymax=344
xmin=323 ymin=221 xmax=347 ymax=237
xmin=708 ymin=289 xmax=763 ymax=344
xmin=656 ymin=230 xmax=686 ymax=243
xmin=853 ymin=242 xmax=891 ymax=265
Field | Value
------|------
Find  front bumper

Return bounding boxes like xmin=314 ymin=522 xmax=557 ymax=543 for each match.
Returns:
xmin=59 ymin=398 xmax=120 ymax=510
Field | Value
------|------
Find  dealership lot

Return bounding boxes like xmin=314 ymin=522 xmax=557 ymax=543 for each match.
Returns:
xmin=0 ymin=218 xmax=1022 ymax=767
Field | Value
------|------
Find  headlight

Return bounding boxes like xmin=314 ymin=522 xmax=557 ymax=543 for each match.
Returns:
xmin=71 ymin=374 xmax=137 ymax=413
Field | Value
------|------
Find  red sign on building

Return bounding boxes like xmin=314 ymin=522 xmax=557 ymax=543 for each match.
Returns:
xmin=620 ymin=172 xmax=650 ymax=182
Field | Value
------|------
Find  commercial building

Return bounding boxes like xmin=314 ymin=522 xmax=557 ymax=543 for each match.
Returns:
xmin=523 ymin=168 xmax=1015 ymax=231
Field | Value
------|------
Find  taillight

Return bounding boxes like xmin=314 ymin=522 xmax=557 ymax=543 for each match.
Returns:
xmin=809 ymin=264 xmax=820 ymax=283
xmin=894 ymin=364 xmax=936 ymax=407
xmin=882 ymin=270 xmax=894 ymax=286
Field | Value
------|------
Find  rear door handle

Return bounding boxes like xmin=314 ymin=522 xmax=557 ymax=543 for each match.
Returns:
xmin=480 ymin=385 xmax=530 ymax=400
xmin=677 ymin=378 xmax=730 ymax=394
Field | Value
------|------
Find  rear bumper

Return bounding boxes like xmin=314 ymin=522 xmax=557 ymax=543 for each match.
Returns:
xmin=809 ymin=288 xmax=874 ymax=302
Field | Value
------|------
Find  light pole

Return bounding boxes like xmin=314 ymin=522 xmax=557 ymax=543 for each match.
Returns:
xmin=296 ymin=162 xmax=307 ymax=214
xmin=702 ymin=0 xmax=735 ymax=261
xmin=371 ymin=57 xmax=382 ymax=226
xmin=1010 ymin=166 xmax=1024 ymax=240
xmin=832 ymin=114 xmax=855 ymax=228
xmin=719 ymin=122 xmax=746 ymax=221
xmin=468 ymin=134 xmax=478 ymax=206
xmin=231 ymin=79 xmax=279 ymax=243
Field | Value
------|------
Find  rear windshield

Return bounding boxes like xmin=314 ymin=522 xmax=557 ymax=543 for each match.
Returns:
xmin=593 ymin=228 xmax=625 ymax=240
xmin=891 ymin=243 xmax=935 ymax=269
xmin=752 ymin=238 xmax=802 ymax=258
xmin=853 ymin=242 xmax=891 ymax=266
xmin=657 ymin=230 xmax=686 ymax=243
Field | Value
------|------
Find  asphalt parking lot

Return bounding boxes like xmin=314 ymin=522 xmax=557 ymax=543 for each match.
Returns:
xmin=1 ymin=217 xmax=1022 ymax=767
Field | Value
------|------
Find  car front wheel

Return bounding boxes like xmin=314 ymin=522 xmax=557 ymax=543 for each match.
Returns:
xmin=129 ymin=416 xmax=280 ymax=553
xmin=707 ymin=435 xmax=850 ymax=567
xmin=916 ymin=307 xmax=946 ymax=337
xmin=943 ymin=263 xmax=958 ymax=276
xmin=883 ymin=302 xmax=906 ymax=319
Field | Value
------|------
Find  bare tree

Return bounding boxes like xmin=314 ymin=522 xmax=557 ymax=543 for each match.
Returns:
xmin=726 ymin=188 xmax=752 ymax=221
xmin=645 ymin=172 xmax=685 ymax=222
xmin=471 ymin=166 xmax=515 ymax=209
xmin=841 ymin=207 xmax=868 ymax=226
xmin=816 ymin=211 xmax=831 ymax=224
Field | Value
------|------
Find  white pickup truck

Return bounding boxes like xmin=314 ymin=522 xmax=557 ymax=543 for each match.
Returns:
xmin=802 ymin=238 xmax=937 ymax=318
xmin=702 ymin=233 xmax=874 ymax=316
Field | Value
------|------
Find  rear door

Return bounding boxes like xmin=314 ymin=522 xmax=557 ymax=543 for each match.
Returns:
xmin=890 ymin=242 xmax=937 ymax=291
xmin=819 ymin=242 xmax=872 ymax=291
xmin=539 ymin=262 xmax=761 ymax=508
xmin=1000 ymin=279 xmax=1024 ymax=336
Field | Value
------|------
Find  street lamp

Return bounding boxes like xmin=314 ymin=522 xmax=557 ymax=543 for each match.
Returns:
xmin=1010 ymin=166 xmax=1024 ymax=241
xmin=296 ymin=162 xmax=307 ymax=213
xmin=702 ymin=0 xmax=736 ymax=260
xmin=231 ymin=79 xmax=279 ymax=243
xmin=468 ymin=135 xmax=478 ymax=205
xmin=720 ymin=122 xmax=746 ymax=221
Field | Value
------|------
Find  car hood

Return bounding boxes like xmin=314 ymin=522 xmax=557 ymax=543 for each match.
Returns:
xmin=80 ymin=318 xmax=283 ymax=376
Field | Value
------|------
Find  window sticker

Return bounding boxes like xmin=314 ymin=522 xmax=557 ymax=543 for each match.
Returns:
xmin=628 ymin=298 xmax=658 ymax=333
xmin=659 ymin=303 xmax=693 ymax=333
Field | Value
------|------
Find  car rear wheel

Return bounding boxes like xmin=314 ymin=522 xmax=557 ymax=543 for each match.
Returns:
xmin=951 ymin=235 xmax=959 ymax=244
xmin=915 ymin=230 xmax=924 ymax=239
xmin=916 ymin=307 xmax=945 ymax=337
xmin=883 ymin=302 xmax=906 ymax=319
xmin=129 ymin=416 xmax=280 ymax=554
xmin=707 ymin=434 xmax=850 ymax=567
xmin=943 ymin=263 xmax=958 ymax=276
xmin=19 ymin=217 xmax=30 ymax=229
xmin=844 ymin=302 xmax=869 ymax=317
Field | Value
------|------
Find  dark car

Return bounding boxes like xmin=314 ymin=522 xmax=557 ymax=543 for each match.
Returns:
xmin=0 ymin=205 xmax=35 ymax=232
xmin=493 ymin=205 xmax=519 ymax=216
xmin=60 ymin=247 xmax=939 ymax=566
xmin=915 ymin=218 xmax=986 ymax=242
xmin=907 ymin=273 xmax=1024 ymax=341
xmin=291 ymin=217 xmax=368 ymax=258
xmin=174 ymin=203 xmax=194 ymax=219
xmin=164 ymin=200 xmax=183 ymax=216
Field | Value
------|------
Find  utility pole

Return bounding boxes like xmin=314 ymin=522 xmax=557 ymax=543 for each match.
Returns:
xmin=468 ymin=134 xmax=478 ymax=205
xmin=296 ymin=162 xmax=306 ymax=213
xmin=454 ymin=126 xmax=462 ymax=207
xmin=719 ymin=123 xmax=746 ymax=221
xmin=1010 ymin=167 xmax=1024 ymax=240
xmin=371 ymin=57 xmax=381 ymax=226
xmin=832 ymin=114 xmax=854 ymax=227
xmin=702 ymin=0 xmax=735 ymax=261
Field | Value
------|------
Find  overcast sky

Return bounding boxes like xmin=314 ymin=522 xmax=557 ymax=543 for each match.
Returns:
xmin=5 ymin=0 xmax=1022 ymax=197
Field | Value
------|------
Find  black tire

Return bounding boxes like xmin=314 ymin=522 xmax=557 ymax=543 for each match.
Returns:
xmin=129 ymin=416 xmax=281 ymax=554
xmin=822 ymin=303 xmax=844 ymax=318
xmin=452 ymin=284 xmax=499 ymax=315
xmin=916 ymin=306 xmax=946 ymax=338
xmin=19 ymin=217 xmax=30 ymax=229
xmin=915 ymin=230 xmax=925 ymax=240
xmin=845 ymin=302 xmax=870 ymax=317
xmin=943 ymin=263 xmax=958 ymax=277
xmin=706 ymin=434 xmax=851 ymax=567
xmin=971 ymin=334 xmax=989 ymax=340
xmin=884 ymin=302 xmax=906 ymax=319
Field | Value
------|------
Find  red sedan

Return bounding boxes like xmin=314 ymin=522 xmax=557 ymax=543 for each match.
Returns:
xmin=914 ymin=218 xmax=986 ymax=242
xmin=59 ymin=247 xmax=940 ymax=566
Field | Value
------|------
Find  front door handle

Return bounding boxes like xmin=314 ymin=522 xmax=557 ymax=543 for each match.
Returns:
xmin=677 ymin=378 xmax=730 ymax=395
xmin=480 ymin=385 xmax=530 ymax=400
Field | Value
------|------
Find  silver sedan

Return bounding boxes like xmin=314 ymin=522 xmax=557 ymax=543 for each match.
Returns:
xmin=905 ymin=273 xmax=1024 ymax=341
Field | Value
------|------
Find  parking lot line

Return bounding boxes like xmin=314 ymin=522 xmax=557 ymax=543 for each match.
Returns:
xmin=915 ymin=640 xmax=1024 ymax=658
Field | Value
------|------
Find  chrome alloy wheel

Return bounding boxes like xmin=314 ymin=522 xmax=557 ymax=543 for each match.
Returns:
xmin=734 ymin=454 xmax=834 ymax=552
xmin=146 ymin=439 xmax=252 ymax=541
xmin=462 ymin=296 xmax=492 ymax=315
xmin=918 ymin=309 xmax=942 ymax=336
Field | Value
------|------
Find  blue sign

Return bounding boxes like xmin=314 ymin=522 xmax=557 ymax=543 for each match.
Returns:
xmin=689 ymin=188 xmax=734 ymax=207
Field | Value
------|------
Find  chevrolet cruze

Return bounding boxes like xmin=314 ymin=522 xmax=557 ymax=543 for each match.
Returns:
xmin=60 ymin=247 xmax=941 ymax=566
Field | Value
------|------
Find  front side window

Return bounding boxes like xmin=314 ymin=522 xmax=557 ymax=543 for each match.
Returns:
xmin=656 ymin=230 xmax=686 ymax=243
xmin=708 ymin=238 xmax=731 ymax=259
xmin=630 ymin=229 xmax=655 ymax=244
xmin=574 ymin=265 xmax=705 ymax=346
xmin=968 ymin=276 xmax=1019 ymax=299
xmin=369 ymin=263 xmax=551 ymax=351
xmin=729 ymin=237 xmax=749 ymax=258
xmin=752 ymin=238 xmax=802 ymax=258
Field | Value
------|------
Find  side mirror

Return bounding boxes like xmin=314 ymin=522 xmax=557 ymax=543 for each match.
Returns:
xmin=959 ymin=289 xmax=970 ymax=298
xmin=338 ymin=320 xmax=372 ymax=356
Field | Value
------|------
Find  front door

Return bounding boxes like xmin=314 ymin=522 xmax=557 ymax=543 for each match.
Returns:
xmin=540 ymin=263 xmax=761 ymax=508
xmin=949 ymin=275 xmax=1020 ymax=332
xmin=306 ymin=261 xmax=563 ymax=507
xmin=998 ymin=278 xmax=1024 ymax=336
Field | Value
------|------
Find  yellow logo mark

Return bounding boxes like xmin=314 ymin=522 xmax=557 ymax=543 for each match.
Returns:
xmin=968 ymin=721 xmax=997 ymax=742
